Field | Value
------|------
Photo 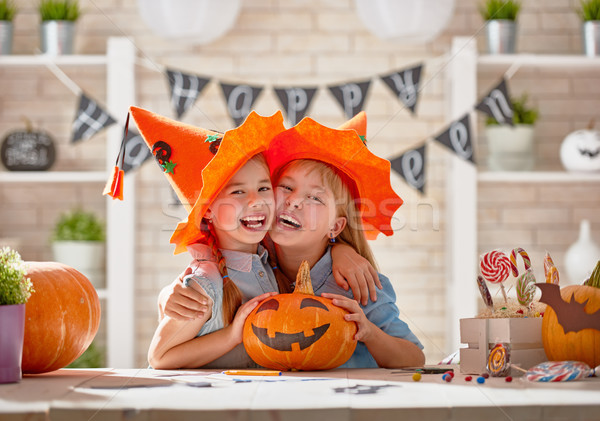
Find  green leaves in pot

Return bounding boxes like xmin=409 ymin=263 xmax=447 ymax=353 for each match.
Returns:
xmin=0 ymin=0 xmax=17 ymax=21
xmin=479 ymin=0 xmax=521 ymax=21
xmin=485 ymin=93 xmax=539 ymax=126
xmin=52 ymin=209 xmax=105 ymax=242
xmin=579 ymin=0 xmax=600 ymax=21
xmin=39 ymin=0 xmax=80 ymax=21
xmin=0 ymin=247 xmax=34 ymax=305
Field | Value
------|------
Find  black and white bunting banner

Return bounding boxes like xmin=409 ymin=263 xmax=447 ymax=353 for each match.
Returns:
xmin=475 ymin=78 xmax=514 ymax=126
xmin=432 ymin=113 xmax=474 ymax=163
xmin=274 ymin=87 xmax=318 ymax=126
xmin=220 ymin=82 xmax=264 ymax=126
xmin=166 ymin=69 xmax=210 ymax=119
xmin=390 ymin=143 xmax=427 ymax=194
xmin=72 ymin=93 xmax=117 ymax=143
xmin=380 ymin=64 xmax=423 ymax=115
xmin=328 ymin=80 xmax=371 ymax=119
xmin=121 ymin=129 xmax=153 ymax=174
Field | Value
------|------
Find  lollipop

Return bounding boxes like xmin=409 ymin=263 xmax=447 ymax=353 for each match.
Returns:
xmin=525 ymin=361 xmax=596 ymax=382
xmin=543 ymin=251 xmax=559 ymax=285
xmin=480 ymin=250 xmax=511 ymax=302
xmin=509 ymin=247 xmax=531 ymax=277
xmin=516 ymin=270 xmax=536 ymax=307
xmin=487 ymin=343 xmax=511 ymax=377
xmin=477 ymin=275 xmax=494 ymax=309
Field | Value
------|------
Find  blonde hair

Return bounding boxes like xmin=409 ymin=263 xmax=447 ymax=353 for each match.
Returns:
xmin=274 ymin=159 xmax=378 ymax=271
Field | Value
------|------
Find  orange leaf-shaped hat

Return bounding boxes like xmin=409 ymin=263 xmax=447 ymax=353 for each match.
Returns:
xmin=265 ymin=113 xmax=402 ymax=240
xmin=170 ymin=111 xmax=286 ymax=254
xmin=128 ymin=106 xmax=224 ymax=211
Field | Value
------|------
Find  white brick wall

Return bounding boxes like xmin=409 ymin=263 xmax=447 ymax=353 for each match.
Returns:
xmin=1 ymin=0 xmax=599 ymax=367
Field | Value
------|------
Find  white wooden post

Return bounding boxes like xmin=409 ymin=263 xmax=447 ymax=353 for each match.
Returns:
xmin=445 ymin=37 xmax=478 ymax=355
xmin=106 ymin=37 xmax=136 ymax=368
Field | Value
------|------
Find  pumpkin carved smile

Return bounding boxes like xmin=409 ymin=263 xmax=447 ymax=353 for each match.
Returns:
xmin=250 ymin=323 xmax=330 ymax=351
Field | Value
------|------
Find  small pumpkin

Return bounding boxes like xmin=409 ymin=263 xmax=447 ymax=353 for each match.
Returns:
xmin=0 ymin=119 xmax=56 ymax=171
xmin=541 ymin=261 xmax=600 ymax=368
xmin=243 ymin=261 xmax=357 ymax=370
xmin=21 ymin=262 xmax=101 ymax=374
xmin=559 ymin=120 xmax=600 ymax=173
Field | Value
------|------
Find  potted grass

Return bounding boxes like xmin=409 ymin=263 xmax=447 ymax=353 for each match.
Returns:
xmin=38 ymin=0 xmax=80 ymax=55
xmin=578 ymin=0 xmax=600 ymax=56
xmin=479 ymin=0 xmax=521 ymax=54
xmin=485 ymin=93 xmax=539 ymax=171
xmin=0 ymin=247 xmax=34 ymax=383
xmin=0 ymin=0 xmax=17 ymax=55
xmin=51 ymin=208 xmax=105 ymax=289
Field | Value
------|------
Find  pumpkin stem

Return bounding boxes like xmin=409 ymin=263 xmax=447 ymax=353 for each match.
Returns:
xmin=587 ymin=118 xmax=595 ymax=130
xmin=586 ymin=260 xmax=600 ymax=289
xmin=294 ymin=260 xmax=314 ymax=295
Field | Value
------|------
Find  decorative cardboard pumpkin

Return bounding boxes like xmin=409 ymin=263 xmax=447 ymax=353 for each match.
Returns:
xmin=243 ymin=261 xmax=357 ymax=370
xmin=1 ymin=126 xmax=56 ymax=171
xmin=21 ymin=262 xmax=101 ymax=374
xmin=538 ymin=264 xmax=600 ymax=368
xmin=559 ymin=121 xmax=600 ymax=172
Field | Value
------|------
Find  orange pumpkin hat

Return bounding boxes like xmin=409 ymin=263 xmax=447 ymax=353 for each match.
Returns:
xmin=170 ymin=110 xmax=287 ymax=254
xmin=126 ymin=106 xmax=225 ymax=211
xmin=265 ymin=114 xmax=402 ymax=240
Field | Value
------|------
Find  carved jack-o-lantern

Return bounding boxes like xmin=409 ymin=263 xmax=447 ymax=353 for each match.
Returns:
xmin=560 ymin=121 xmax=600 ymax=172
xmin=243 ymin=261 xmax=357 ymax=370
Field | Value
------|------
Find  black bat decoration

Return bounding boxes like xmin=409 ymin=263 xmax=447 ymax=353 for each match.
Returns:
xmin=536 ymin=283 xmax=600 ymax=333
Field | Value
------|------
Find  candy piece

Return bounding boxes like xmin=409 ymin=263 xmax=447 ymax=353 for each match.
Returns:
xmin=476 ymin=376 xmax=485 ymax=384
xmin=464 ymin=376 xmax=472 ymax=381
xmin=544 ymin=251 xmax=560 ymax=285
xmin=482 ymin=373 xmax=489 ymax=379
xmin=516 ymin=269 xmax=536 ymax=307
xmin=510 ymin=247 xmax=531 ymax=277
xmin=476 ymin=275 xmax=494 ymax=309
xmin=445 ymin=371 xmax=454 ymax=378
xmin=525 ymin=361 xmax=593 ymax=382
xmin=444 ymin=374 xmax=452 ymax=382
xmin=487 ymin=343 xmax=511 ymax=377
xmin=412 ymin=372 xmax=421 ymax=382
xmin=505 ymin=376 xmax=513 ymax=382
xmin=480 ymin=251 xmax=511 ymax=284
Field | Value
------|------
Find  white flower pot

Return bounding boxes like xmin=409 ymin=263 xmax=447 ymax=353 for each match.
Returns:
xmin=52 ymin=241 xmax=105 ymax=288
xmin=485 ymin=124 xmax=535 ymax=171
xmin=40 ymin=21 xmax=75 ymax=55
xmin=485 ymin=20 xmax=517 ymax=54
xmin=0 ymin=21 xmax=13 ymax=55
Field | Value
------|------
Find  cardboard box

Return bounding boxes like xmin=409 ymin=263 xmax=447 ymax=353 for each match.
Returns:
xmin=459 ymin=317 xmax=547 ymax=376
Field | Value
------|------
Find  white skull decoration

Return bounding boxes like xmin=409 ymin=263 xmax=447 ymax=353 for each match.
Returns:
xmin=560 ymin=128 xmax=600 ymax=172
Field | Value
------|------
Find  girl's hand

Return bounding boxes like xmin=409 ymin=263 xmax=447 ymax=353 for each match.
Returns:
xmin=331 ymin=243 xmax=381 ymax=306
xmin=228 ymin=292 xmax=278 ymax=344
xmin=321 ymin=292 xmax=374 ymax=342
xmin=161 ymin=267 xmax=211 ymax=321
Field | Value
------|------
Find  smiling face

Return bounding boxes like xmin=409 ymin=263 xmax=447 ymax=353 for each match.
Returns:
xmin=269 ymin=161 xmax=346 ymax=252
xmin=205 ymin=155 xmax=274 ymax=253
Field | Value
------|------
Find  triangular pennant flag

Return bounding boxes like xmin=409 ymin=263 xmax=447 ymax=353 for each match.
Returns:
xmin=103 ymin=113 xmax=129 ymax=200
xmin=121 ymin=129 xmax=153 ymax=174
xmin=327 ymin=79 xmax=371 ymax=119
xmin=380 ymin=64 xmax=423 ymax=115
xmin=475 ymin=78 xmax=514 ymax=126
xmin=432 ymin=114 xmax=475 ymax=163
xmin=390 ymin=143 xmax=427 ymax=194
xmin=72 ymin=93 xmax=117 ymax=143
xmin=219 ymin=82 xmax=263 ymax=126
xmin=166 ymin=69 xmax=210 ymax=119
xmin=274 ymin=86 xmax=317 ymax=126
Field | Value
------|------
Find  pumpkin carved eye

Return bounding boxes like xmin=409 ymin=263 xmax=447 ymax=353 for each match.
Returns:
xmin=256 ymin=298 xmax=279 ymax=313
xmin=300 ymin=297 xmax=329 ymax=311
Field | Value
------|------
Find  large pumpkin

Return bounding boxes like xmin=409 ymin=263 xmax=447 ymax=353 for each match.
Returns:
xmin=541 ymin=284 xmax=600 ymax=368
xmin=22 ymin=262 xmax=101 ymax=373
xmin=243 ymin=261 xmax=357 ymax=370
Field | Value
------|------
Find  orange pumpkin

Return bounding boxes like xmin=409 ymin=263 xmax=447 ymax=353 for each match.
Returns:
xmin=243 ymin=261 xmax=357 ymax=370
xmin=21 ymin=262 xmax=101 ymax=374
xmin=541 ymin=284 xmax=600 ymax=368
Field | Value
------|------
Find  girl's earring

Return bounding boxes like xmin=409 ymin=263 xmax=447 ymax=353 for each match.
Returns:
xmin=329 ymin=233 xmax=336 ymax=243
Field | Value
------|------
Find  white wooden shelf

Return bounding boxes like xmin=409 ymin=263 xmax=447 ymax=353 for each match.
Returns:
xmin=0 ymin=55 xmax=107 ymax=66
xmin=0 ymin=171 xmax=107 ymax=183
xmin=478 ymin=171 xmax=600 ymax=183
xmin=478 ymin=54 xmax=600 ymax=69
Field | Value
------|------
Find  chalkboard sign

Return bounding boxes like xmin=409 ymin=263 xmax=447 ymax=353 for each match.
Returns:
xmin=1 ymin=130 xmax=56 ymax=171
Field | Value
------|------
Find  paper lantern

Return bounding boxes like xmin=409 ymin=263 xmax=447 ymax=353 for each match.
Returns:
xmin=137 ymin=0 xmax=242 ymax=45
xmin=354 ymin=0 xmax=455 ymax=44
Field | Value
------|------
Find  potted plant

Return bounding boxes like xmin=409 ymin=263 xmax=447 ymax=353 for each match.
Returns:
xmin=0 ymin=247 xmax=34 ymax=383
xmin=485 ymin=93 xmax=539 ymax=171
xmin=578 ymin=0 xmax=600 ymax=56
xmin=51 ymin=208 xmax=105 ymax=289
xmin=479 ymin=0 xmax=521 ymax=54
xmin=38 ymin=0 xmax=80 ymax=55
xmin=0 ymin=0 xmax=16 ymax=55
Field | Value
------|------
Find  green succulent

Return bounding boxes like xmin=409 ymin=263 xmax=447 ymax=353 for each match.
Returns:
xmin=39 ymin=0 xmax=80 ymax=21
xmin=486 ymin=93 xmax=539 ymax=126
xmin=480 ymin=0 xmax=521 ymax=21
xmin=0 ymin=247 xmax=34 ymax=306
xmin=52 ymin=208 xmax=105 ymax=242
xmin=0 ymin=0 xmax=17 ymax=21
xmin=579 ymin=0 xmax=600 ymax=21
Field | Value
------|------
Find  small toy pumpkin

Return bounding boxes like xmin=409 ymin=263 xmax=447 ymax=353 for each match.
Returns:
xmin=21 ymin=262 xmax=101 ymax=374
xmin=243 ymin=261 xmax=357 ymax=370
xmin=559 ymin=120 xmax=600 ymax=172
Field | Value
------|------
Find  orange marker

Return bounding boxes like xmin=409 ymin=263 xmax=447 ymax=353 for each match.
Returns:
xmin=223 ymin=370 xmax=282 ymax=376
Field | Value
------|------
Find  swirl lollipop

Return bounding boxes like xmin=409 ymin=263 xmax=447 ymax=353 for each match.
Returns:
xmin=516 ymin=270 xmax=536 ymax=307
xmin=477 ymin=275 xmax=494 ymax=309
xmin=543 ymin=251 xmax=559 ymax=285
xmin=480 ymin=250 xmax=511 ymax=303
xmin=487 ymin=343 xmax=511 ymax=377
xmin=525 ymin=361 xmax=597 ymax=382
xmin=509 ymin=247 xmax=531 ymax=277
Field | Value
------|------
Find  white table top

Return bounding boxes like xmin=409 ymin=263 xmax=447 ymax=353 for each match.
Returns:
xmin=1 ymin=367 xmax=600 ymax=421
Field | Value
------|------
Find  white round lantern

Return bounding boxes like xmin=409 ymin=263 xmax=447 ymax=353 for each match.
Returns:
xmin=560 ymin=128 xmax=600 ymax=172
xmin=354 ymin=0 xmax=455 ymax=43
xmin=137 ymin=0 xmax=242 ymax=45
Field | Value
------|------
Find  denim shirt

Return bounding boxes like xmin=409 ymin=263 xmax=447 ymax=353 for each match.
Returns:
xmin=309 ymin=247 xmax=424 ymax=368
xmin=183 ymin=243 xmax=278 ymax=368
